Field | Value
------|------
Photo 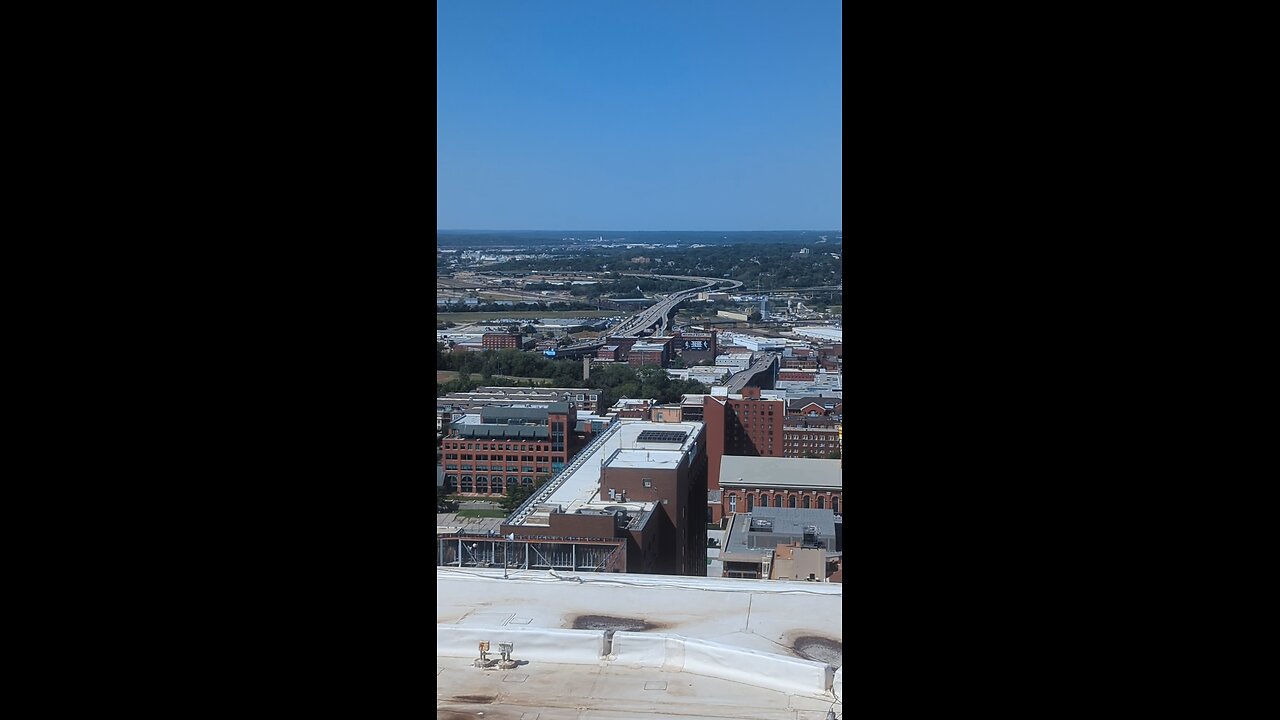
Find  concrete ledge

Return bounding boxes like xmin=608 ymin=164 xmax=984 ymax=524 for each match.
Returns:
xmin=611 ymin=631 xmax=834 ymax=697
xmin=833 ymin=666 xmax=843 ymax=700
xmin=437 ymin=626 xmax=606 ymax=665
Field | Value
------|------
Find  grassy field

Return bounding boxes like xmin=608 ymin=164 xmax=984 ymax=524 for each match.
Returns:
xmin=455 ymin=509 xmax=508 ymax=518
xmin=436 ymin=310 xmax=618 ymax=321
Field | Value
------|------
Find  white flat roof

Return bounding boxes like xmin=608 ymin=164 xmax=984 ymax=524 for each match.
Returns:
xmin=437 ymin=568 xmax=842 ymax=717
xmin=608 ymin=448 xmax=681 ymax=469
xmin=521 ymin=420 xmax=704 ymax=522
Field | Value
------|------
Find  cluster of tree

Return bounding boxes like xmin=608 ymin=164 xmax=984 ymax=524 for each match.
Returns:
xmin=436 ymin=300 xmax=601 ymax=313
xmin=436 ymin=345 xmax=709 ymax=406
xmin=490 ymin=243 xmax=841 ymax=290
xmin=499 ymin=478 xmax=549 ymax=511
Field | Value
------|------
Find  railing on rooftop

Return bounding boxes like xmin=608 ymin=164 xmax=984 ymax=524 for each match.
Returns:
xmin=506 ymin=421 xmax=624 ymax=526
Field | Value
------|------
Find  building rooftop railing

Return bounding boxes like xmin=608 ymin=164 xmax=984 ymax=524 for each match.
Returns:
xmin=506 ymin=421 xmax=623 ymax=527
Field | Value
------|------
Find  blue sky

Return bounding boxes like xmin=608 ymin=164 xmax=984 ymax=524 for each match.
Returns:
xmin=437 ymin=1 xmax=842 ymax=231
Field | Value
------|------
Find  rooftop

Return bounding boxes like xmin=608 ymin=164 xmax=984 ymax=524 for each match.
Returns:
xmin=512 ymin=420 xmax=704 ymax=524
xmin=721 ymin=507 xmax=840 ymax=560
xmin=436 ymin=567 xmax=842 ymax=718
xmin=719 ymin=456 xmax=843 ymax=491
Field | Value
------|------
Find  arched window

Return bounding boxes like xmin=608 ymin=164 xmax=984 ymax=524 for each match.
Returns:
xmin=507 ymin=477 xmax=518 ymax=493
xmin=774 ymin=495 xmax=783 ymax=508
xmin=817 ymin=496 xmax=825 ymax=510
xmin=746 ymin=494 xmax=754 ymax=511
xmin=475 ymin=476 xmax=488 ymax=494
xmin=832 ymin=497 xmax=839 ymax=514
xmin=802 ymin=496 xmax=811 ymax=508
xmin=492 ymin=478 xmax=504 ymax=494
xmin=788 ymin=495 xmax=797 ymax=508
xmin=729 ymin=494 xmax=738 ymax=513
xmin=461 ymin=476 xmax=473 ymax=492
xmin=445 ymin=475 xmax=457 ymax=491
xmin=521 ymin=477 xmax=533 ymax=486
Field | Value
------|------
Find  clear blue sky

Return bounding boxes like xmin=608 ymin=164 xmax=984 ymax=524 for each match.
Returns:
xmin=437 ymin=1 xmax=842 ymax=231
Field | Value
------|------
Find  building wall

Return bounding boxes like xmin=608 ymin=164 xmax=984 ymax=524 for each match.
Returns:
xmin=442 ymin=409 xmax=575 ymax=497
xmin=482 ymin=333 xmax=520 ymax=350
xmin=720 ymin=486 xmax=842 ymax=517
xmin=782 ymin=427 xmax=840 ymax=458
xmin=629 ymin=349 xmax=667 ymax=368
xmin=704 ymin=394 xmax=784 ymax=495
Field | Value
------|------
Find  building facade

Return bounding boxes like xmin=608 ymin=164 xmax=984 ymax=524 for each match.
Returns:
xmin=702 ymin=386 xmax=785 ymax=524
xmin=440 ymin=402 xmax=579 ymax=496
xmin=481 ymin=332 xmax=521 ymax=350
xmin=717 ymin=456 xmax=842 ymax=518
xmin=782 ymin=417 xmax=841 ymax=458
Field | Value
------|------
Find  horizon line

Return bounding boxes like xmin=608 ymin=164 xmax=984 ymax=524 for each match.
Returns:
xmin=437 ymin=229 xmax=843 ymax=233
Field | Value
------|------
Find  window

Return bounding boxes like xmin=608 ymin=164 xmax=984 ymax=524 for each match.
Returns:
xmin=643 ymin=478 xmax=652 ymax=487
xmin=492 ymin=478 xmax=503 ymax=494
xmin=817 ymin=496 xmax=825 ymax=510
xmin=729 ymin=494 xmax=737 ymax=513
xmin=788 ymin=495 xmax=797 ymax=508
xmin=802 ymin=496 xmax=811 ymax=508
xmin=521 ymin=477 xmax=533 ymax=486
xmin=832 ymin=497 xmax=839 ymax=513
xmin=774 ymin=495 xmax=783 ymax=507
xmin=746 ymin=495 xmax=754 ymax=511
xmin=461 ymin=476 xmax=473 ymax=492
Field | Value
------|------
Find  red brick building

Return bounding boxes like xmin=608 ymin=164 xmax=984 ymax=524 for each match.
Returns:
xmin=500 ymin=420 xmax=709 ymax=576
xmin=702 ymin=387 xmax=785 ymax=523
xmin=628 ymin=339 xmax=671 ymax=368
xmin=482 ymin=332 xmax=521 ymax=350
xmin=782 ymin=417 xmax=841 ymax=458
xmin=718 ymin=456 xmax=842 ymax=518
xmin=440 ymin=402 xmax=579 ymax=496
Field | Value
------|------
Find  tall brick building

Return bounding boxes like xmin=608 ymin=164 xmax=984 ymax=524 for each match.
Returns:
xmin=702 ymin=386 xmax=785 ymax=523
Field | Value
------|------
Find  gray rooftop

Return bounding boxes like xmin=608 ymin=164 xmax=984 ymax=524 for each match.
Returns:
xmin=721 ymin=507 xmax=840 ymax=560
xmin=719 ymin=455 xmax=842 ymax=490
xmin=479 ymin=403 xmax=570 ymax=424
xmin=456 ymin=425 xmax=550 ymax=439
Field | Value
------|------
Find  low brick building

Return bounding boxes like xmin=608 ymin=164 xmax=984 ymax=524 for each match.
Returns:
xmin=718 ymin=455 xmax=842 ymax=517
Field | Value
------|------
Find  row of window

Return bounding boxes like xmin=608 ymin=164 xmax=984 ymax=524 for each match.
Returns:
xmin=442 ymin=442 xmax=552 ymax=452
xmin=444 ymin=475 xmax=536 ymax=493
xmin=727 ymin=493 xmax=840 ymax=513
xmin=443 ymin=454 xmax=546 ymax=462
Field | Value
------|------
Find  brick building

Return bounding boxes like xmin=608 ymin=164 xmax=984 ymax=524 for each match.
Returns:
xmin=482 ymin=332 xmax=522 ymax=350
xmin=782 ymin=417 xmax=841 ymax=458
xmin=629 ymin=339 xmax=671 ymax=368
xmin=702 ymin=386 xmax=785 ymax=523
xmin=718 ymin=456 xmax=842 ymax=518
xmin=440 ymin=402 xmax=579 ymax=496
xmin=501 ymin=420 xmax=709 ymax=576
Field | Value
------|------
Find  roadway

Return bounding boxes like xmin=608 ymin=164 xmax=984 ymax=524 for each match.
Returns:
xmin=550 ymin=274 xmax=743 ymax=353
xmin=725 ymin=352 xmax=779 ymax=393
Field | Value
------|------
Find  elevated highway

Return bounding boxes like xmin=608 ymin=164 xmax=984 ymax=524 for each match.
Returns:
xmin=552 ymin=275 xmax=743 ymax=355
